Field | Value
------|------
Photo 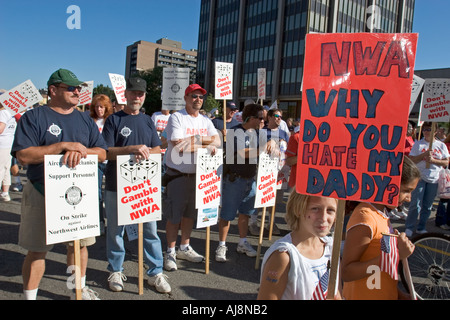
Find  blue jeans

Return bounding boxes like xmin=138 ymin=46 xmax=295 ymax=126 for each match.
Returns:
xmin=105 ymin=190 xmax=163 ymax=276
xmin=98 ymin=162 xmax=106 ymax=223
xmin=436 ymin=199 xmax=450 ymax=226
xmin=405 ymin=179 xmax=438 ymax=232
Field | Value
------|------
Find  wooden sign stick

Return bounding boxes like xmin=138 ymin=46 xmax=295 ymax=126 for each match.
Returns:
xmin=327 ymin=200 xmax=346 ymax=300
xmin=205 ymin=226 xmax=210 ymax=274
xmin=73 ymin=239 xmax=82 ymax=300
xmin=255 ymin=207 xmax=267 ymax=270
xmin=268 ymin=190 xmax=277 ymax=241
xmin=138 ymin=223 xmax=144 ymax=295
xmin=426 ymin=122 xmax=436 ymax=169
xmin=223 ymin=100 xmax=227 ymax=136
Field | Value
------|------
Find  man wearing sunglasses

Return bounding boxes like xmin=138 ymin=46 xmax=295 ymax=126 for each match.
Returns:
xmin=163 ymin=84 xmax=220 ymax=272
xmin=215 ymin=103 xmax=278 ymax=262
xmin=11 ymin=69 xmax=108 ymax=300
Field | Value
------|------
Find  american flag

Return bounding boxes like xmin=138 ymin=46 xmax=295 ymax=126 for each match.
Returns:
xmin=380 ymin=234 xmax=399 ymax=280
xmin=311 ymin=268 xmax=329 ymax=300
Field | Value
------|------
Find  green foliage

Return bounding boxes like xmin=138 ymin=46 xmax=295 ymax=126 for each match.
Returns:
xmin=136 ymin=67 xmax=164 ymax=115
xmin=204 ymin=95 xmax=221 ymax=115
xmin=93 ymin=84 xmax=114 ymax=101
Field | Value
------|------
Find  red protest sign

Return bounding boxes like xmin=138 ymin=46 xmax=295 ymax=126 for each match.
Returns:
xmin=296 ymin=33 xmax=418 ymax=206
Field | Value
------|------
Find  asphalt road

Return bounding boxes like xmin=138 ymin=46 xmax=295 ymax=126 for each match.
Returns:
xmin=0 ymin=172 xmax=447 ymax=303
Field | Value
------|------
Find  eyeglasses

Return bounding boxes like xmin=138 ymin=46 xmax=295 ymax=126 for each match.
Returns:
xmin=422 ymin=128 xmax=432 ymax=132
xmin=273 ymin=114 xmax=281 ymax=118
xmin=191 ymin=94 xmax=204 ymax=100
xmin=251 ymin=116 xmax=265 ymax=121
xmin=56 ymin=84 xmax=82 ymax=92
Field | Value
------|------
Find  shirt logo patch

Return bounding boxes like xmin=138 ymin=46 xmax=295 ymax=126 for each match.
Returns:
xmin=120 ymin=126 xmax=132 ymax=138
xmin=48 ymin=123 xmax=62 ymax=137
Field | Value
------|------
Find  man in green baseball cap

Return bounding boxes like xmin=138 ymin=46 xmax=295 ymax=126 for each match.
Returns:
xmin=12 ymin=68 xmax=107 ymax=300
xmin=47 ymin=68 xmax=86 ymax=87
xmin=46 ymin=68 xmax=87 ymax=113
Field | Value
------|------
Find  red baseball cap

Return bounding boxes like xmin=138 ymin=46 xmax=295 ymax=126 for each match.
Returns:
xmin=185 ymin=84 xmax=207 ymax=96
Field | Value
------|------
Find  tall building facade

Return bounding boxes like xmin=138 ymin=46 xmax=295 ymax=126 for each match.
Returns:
xmin=197 ymin=0 xmax=415 ymax=118
xmin=125 ymin=38 xmax=197 ymax=81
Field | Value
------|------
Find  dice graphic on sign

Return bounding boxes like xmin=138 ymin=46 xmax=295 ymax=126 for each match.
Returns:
xmin=120 ymin=159 xmax=140 ymax=183
xmin=120 ymin=158 xmax=159 ymax=183
xmin=198 ymin=153 xmax=221 ymax=173
xmin=136 ymin=159 xmax=158 ymax=180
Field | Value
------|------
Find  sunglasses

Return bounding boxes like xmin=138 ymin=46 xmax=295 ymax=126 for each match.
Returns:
xmin=251 ymin=116 xmax=265 ymax=121
xmin=56 ymin=84 xmax=82 ymax=92
xmin=422 ymin=128 xmax=432 ymax=132
xmin=273 ymin=114 xmax=281 ymax=118
xmin=191 ymin=94 xmax=204 ymax=99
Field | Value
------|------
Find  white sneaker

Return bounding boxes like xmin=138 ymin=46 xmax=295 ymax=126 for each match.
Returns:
xmin=416 ymin=229 xmax=427 ymax=234
xmin=164 ymin=251 xmax=177 ymax=271
xmin=439 ymin=224 xmax=450 ymax=230
xmin=148 ymin=273 xmax=171 ymax=293
xmin=388 ymin=209 xmax=401 ymax=220
xmin=107 ymin=272 xmax=127 ymax=292
xmin=81 ymin=286 xmax=100 ymax=300
xmin=237 ymin=240 xmax=257 ymax=257
xmin=215 ymin=245 xmax=227 ymax=262
xmin=177 ymin=246 xmax=204 ymax=263
xmin=0 ymin=193 xmax=10 ymax=202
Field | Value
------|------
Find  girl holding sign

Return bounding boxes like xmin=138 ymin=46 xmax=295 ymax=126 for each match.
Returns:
xmin=257 ymin=192 xmax=340 ymax=300
xmin=341 ymin=157 xmax=419 ymax=300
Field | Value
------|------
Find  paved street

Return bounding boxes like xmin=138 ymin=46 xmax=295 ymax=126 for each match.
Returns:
xmin=0 ymin=172 xmax=447 ymax=302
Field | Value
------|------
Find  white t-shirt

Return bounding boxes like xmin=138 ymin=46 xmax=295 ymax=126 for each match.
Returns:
xmin=95 ymin=118 xmax=105 ymax=133
xmin=151 ymin=112 xmax=171 ymax=132
xmin=165 ymin=109 xmax=218 ymax=173
xmin=260 ymin=233 xmax=334 ymax=300
xmin=0 ymin=109 xmax=17 ymax=149
xmin=409 ymin=138 xmax=450 ymax=183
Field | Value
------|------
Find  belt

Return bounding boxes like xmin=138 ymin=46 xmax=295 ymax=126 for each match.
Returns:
xmin=166 ymin=167 xmax=195 ymax=178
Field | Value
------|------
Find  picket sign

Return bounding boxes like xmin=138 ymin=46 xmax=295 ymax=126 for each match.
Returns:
xmin=298 ymin=33 xmax=418 ymax=298
xmin=254 ymin=153 xmax=279 ymax=269
xmin=195 ymin=148 xmax=223 ymax=274
xmin=116 ymin=154 xmax=162 ymax=294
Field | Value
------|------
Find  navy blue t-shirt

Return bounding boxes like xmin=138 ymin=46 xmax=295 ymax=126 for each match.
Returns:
xmin=102 ymin=110 xmax=162 ymax=191
xmin=212 ymin=117 xmax=240 ymax=131
xmin=11 ymin=105 xmax=108 ymax=184
xmin=224 ymin=124 xmax=266 ymax=179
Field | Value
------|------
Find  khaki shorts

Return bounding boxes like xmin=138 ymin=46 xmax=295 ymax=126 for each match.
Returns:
xmin=163 ymin=170 xmax=197 ymax=224
xmin=19 ymin=182 xmax=95 ymax=252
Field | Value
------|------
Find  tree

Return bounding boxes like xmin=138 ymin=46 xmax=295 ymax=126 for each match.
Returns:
xmin=93 ymin=84 xmax=114 ymax=101
xmin=204 ymin=94 xmax=221 ymax=116
xmin=136 ymin=67 xmax=164 ymax=115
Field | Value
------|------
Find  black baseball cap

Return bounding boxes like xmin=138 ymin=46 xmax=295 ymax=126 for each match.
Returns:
xmin=126 ymin=77 xmax=147 ymax=92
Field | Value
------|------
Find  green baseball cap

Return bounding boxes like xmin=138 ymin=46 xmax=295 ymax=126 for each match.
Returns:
xmin=47 ymin=69 xmax=85 ymax=87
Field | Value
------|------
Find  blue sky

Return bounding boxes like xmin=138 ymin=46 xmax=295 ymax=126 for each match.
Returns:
xmin=0 ymin=0 xmax=448 ymax=91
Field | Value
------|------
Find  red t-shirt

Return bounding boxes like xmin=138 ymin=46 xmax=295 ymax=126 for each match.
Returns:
xmin=286 ymin=132 xmax=299 ymax=188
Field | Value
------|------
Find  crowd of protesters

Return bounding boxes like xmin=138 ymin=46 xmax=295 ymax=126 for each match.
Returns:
xmin=2 ymin=68 xmax=449 ymax=301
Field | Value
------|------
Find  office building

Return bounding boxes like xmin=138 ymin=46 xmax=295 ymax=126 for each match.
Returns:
xmin=125 ymin=38 xmax=198 ymax=81
xmin=197 ymin=0 xmax=415 ymax=118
